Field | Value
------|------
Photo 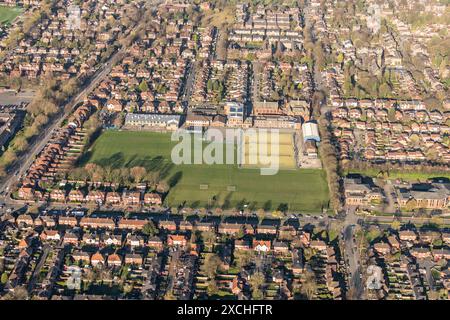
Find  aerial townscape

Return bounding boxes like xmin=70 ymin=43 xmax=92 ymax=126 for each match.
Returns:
xmin=0 ymin=0 xmax=448 ymax=302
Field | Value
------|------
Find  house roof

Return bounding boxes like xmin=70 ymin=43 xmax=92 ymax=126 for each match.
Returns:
xmin=126 ymin=113 xmax=181 ymax=124
xmin=107 ymin=254 xmax=121 ymax=262
xmin=91 ymin=252 xmax=104 ymax=262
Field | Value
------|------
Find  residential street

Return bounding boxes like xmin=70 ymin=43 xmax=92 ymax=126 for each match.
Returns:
xmin=27 ymin=244 xmax=50 ymax=293
xmin=343 ymin=208 xmax=365 ymax=299
xmin=182 ymin=61 xmax=197 ymax=105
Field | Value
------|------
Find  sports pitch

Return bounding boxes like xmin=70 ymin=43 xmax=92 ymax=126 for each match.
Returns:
xmin=83 ymin=130 xmax=329 ymax=212
xmin=242 ymin=131 xmax=297 ymax=169
xmin=0 ymin=6 xmax=22 ymax=25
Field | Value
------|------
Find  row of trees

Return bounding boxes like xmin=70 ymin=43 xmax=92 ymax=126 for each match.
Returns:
xmin=66 ymin=164 xmax=169 ymax=192
xmin=343 ymin=161 xmax=450 ymax=178
xmin=318 ymin=115 xmax=343 ymax=212
xmin=172 ymin=196 xmax=288 ymax=214
xmin=341 ymin=59 xmax=397 ymax=100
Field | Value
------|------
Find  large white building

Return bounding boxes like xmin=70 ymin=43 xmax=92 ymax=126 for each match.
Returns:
xmin=302 ymin=121 xmax=320 ymax=142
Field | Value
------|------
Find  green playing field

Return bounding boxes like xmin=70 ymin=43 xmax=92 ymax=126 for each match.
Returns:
xmin=83 ymin=130 xmax=330 ymax=213
xmin=0 ymin=6 xmax=22 ymax=25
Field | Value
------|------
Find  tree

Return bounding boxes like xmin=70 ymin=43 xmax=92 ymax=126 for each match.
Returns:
xmin=130 ymin=166 xmax=147 ymax=183
xmin=164 ymin=292 xmax=176 ymax=300
xmin=207 ymin=79 xmax=213 ymax=92
xmin=221 ymin=195 xmax=231 ymax=210
xmin=387 ymin=107 xmax=397 ymax=122
xmin=391 ymin=220 xmax=401 ymax=231
xmin=190 ymin=201 xmax=200 ymax=209
xmin=277 ymin=203 xmax=289 ymax=213
xmin=142 ymin=221 xmax=158 ymax=237
xmin=85 ymin=163 xmax=100 ymax=181
xmin=190 ymin=229 xmax=199 ymax=244
xmin=146 ymin=171 xmax=161 ymax=187
xmin=378 ymin=83 xmax=391 ymax=98
xmin=87 ymin=164 xmax=106 ymax=183
xmin=234 ymin=226 xmax=245 ymax=239
xmin=62 ymin=78 xmax=79 ymax=96
xmin=263 ymin=200 xmax=272 ymax=212
xmin=405 ymin=199 xmax=417 ymax=212
xmin=314 ymin=42 xmax=326 ymax=70
xmin=201 ymin=231 xmax=216 ymax=245
xmin=1 ymin=286 xmax=28 ymax=300
xmin=12 ymin=135 xmax=28 ymax=153
xmin=249 ymin=272 xmax=265 ymax=299
xmin=423 ymin=96 xmax=442 ymax=110
xmin=121 ymin=168 xmax=138 ymax=187
xmin=123 ymin=283 xmax=134 ymax=294
xmin=234 ymin=251 xmax=254 ymax=269
xmin=365 ymin=227 xmax=382 ymax=243
xmin=84 ymin=114 xmax=101 ymax=139
xmin=207 ymin=280 xmax=219 ymax=296
xmin=303 ymin=248 xmax=315 ymax=261
xmin=113 ymin=113 xmax=125 ymax=128
xmin=138 ymin=80 xmax=149 ymax=92
xmin=301 ymin=269 xmax=317 ymax=299
xmin=156 ymin=181 xmax=169 ymax=193
xmin=318 ymin=116 xmax=342 ymax=211
xmin=430 ymin=216 xmax=444 ymax=228
xmin=236 ymin=198 xmax=247 ymax=212
xmin=204 ymin=254 xmax=221 ymax=279
xmin=1 ymin=272 xmax=7 ymax=284
xmin=252 ymin=288 xmax=263 ymax=299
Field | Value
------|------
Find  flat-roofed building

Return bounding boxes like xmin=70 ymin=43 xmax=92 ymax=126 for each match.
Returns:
xmin=253 ymin=101 xmax=281 ymax=116
xmin=253 ymin=115 xmax=299 ymax=129
xmin=124 ymin=113 xmax=181 ymax=131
